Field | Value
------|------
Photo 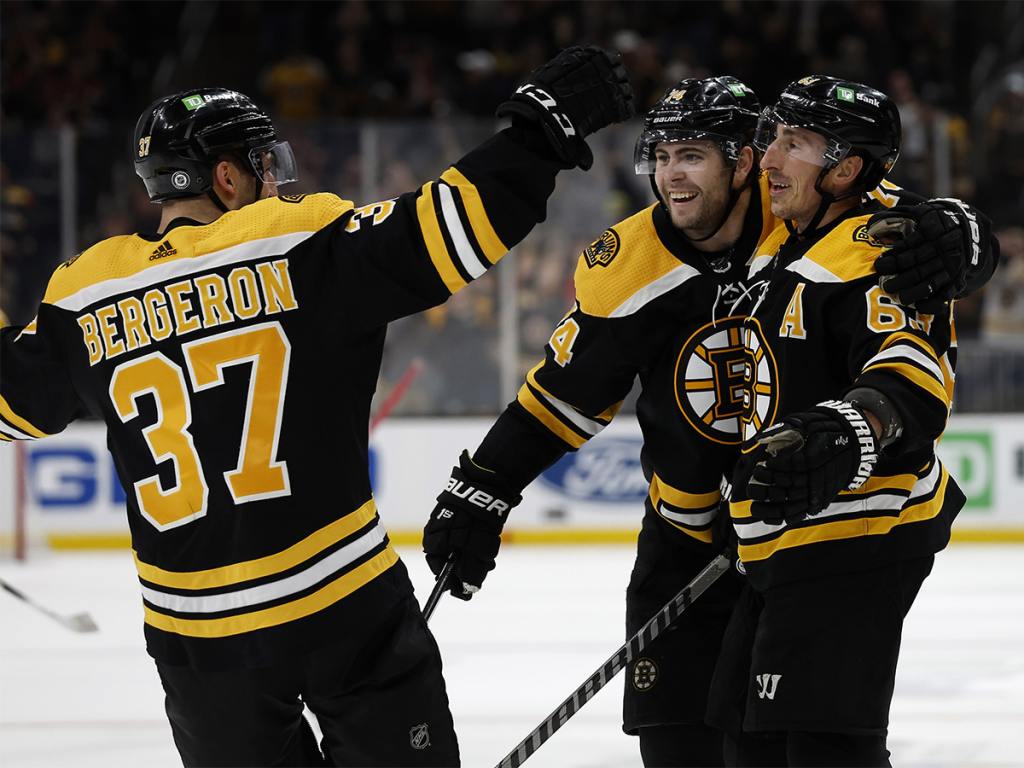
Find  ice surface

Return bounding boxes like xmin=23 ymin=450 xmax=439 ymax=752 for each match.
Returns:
xmin=1 ymin=544 xmax=1022 ymax=767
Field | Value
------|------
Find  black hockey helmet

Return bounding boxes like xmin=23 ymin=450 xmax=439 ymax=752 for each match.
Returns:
xmin=133 ymin=87 xmax=297 ymax=203
xmin=634 ymin=76 xmax=760 ymax=174
xmin=754 ymin=76 xmax=901 ymax=190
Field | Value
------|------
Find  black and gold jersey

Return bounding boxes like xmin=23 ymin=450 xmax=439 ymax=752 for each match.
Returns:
xmin=0 ymin=128 xmax=563 ymax=668
xmin=474 ymin=178 xmax=776 ymax=547
xmin=471 ymin=175 xmax=935 ymax=549
xmin=731 ymin=206 xmax=963 ymax=589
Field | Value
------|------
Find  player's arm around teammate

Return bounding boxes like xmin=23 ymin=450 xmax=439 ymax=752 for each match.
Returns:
xmin=712 ymin=77 xmax=967 ymax=767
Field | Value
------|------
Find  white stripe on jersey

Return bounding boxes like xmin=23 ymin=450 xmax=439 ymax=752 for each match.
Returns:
xmin=863 ymin=344 xmax=944 ymax=383
xmin=609 ymin=263 xmax=701 ymax=318
xmin=657 ymin=504 xmax=717 ymax=527
xmin=53 ymin=231 xmax=318 ymax=312
xmin=536 ymin=388 xmax=607 ymax=437
xmin=0 ymin=416 xmax=38 ymax=441
xmin=438 ymin=183 xmax=488 ymax=279
xmin=734 ymin=461 xmax=943 ymax=541
xmin=785 ymin=258 xmax=841 ymax=283
xmin=139 ymin=522 xmax=386 ymax=613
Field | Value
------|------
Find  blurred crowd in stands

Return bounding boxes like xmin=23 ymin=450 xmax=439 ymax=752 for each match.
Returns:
xmin=1 ymin=0 xmax=1022 ymax=412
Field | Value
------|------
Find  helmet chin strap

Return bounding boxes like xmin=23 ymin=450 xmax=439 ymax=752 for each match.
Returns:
xmin=686 ymin=183 xmax=743 ymax=243
xmin=207 ymin=188 xmax=230 ymax=214
xmin=207 ymin=153 xmax=262 ymax=213
xmin=788 ymin=165 xmax=861 ymax=236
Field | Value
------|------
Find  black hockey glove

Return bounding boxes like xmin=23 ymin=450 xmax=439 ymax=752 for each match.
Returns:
xmin=870 ymin=198 xmax=986 ymax=314
xmin=423 ymin=450 xmax=522 ymax=600
xmin=742 ymin=401 xmax=879 ymax=523
xmin=496 ymin=45 xmax=635 ymax=170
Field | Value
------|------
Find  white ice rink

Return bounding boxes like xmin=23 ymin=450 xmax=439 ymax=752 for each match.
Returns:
xmin=1 ymin=544 xmax=1022 ymax=768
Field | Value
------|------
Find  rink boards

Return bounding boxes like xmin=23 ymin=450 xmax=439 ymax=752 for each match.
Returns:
xmin=1 ymin=414 xmax=1023 ymax=550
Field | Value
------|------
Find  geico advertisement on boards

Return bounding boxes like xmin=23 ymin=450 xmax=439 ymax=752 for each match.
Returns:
xmin=2 ymin=414 xmax=1023 ymax=541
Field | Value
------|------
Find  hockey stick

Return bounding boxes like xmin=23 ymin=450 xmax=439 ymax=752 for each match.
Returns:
xmin=0 ymin=578 xmax=99 ymax=633
xmin=421 ymin=556 xmax=456 ymax=623
xmin=369 ymin=357 xmax=424 ymax=434
xmin=494 ymin=553 xmax=731 ymax=768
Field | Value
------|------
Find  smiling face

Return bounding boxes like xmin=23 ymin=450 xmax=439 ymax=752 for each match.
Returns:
xmin=653 ymin=140 xmax=736 ymax=238
xmin=758 ymin=124 xmax=831 ymax=226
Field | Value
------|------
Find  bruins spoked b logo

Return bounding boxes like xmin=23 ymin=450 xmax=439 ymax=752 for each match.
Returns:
xmin=632 ymin=658 xmax=658 ymax=691
xmin=674 ymin=316 xmax=749 ymax=445
xmin=739 ymin=318 xmax=779 ymax=443
xmin=583 ymin=229 xmax=621 ymax=268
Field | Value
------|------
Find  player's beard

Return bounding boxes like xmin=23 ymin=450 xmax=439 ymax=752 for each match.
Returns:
xmin=662 ymin=171 xmax=733 ymax=240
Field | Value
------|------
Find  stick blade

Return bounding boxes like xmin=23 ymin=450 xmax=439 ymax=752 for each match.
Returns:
xmin=64 ymin=613 xmax=99 ymax=633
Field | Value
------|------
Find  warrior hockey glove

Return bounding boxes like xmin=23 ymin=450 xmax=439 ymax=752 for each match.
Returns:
xmin=496 ymin=45 xmax=635 ymax=170
xmin=870 ymin=198 xmax=987 ymax=314
xmin=423 ymin=450 xmax=522 ymax=600
xmin=744 ymin=401 xmax=879 ymax=523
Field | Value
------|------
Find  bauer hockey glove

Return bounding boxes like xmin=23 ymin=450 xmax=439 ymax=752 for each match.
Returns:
xmin=744 ymin=400 xmax=879 ymax=523
xmin=870 ymin=198 xmax=988 ymax=314
xmin=496 ymin=45 xmax=635 ymax=170
xmin=423 ymin=450 xmax=522 ymax=600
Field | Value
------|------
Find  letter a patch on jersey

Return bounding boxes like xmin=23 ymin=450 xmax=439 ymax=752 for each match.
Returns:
xmin=779 ymin=283 xmax=807 ymax=339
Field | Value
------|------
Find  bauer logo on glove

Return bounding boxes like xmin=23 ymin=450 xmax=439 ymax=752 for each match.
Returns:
xmin=443 ymin=477 xmax=513 ymax=516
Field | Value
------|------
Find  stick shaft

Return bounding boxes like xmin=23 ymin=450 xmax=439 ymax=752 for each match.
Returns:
xmin=495 ymin=554 xmax=731 ymax=768
xmin=422 ymin=558 xmax=455 ymax=623
xmin=0 ymin=578 xmax=96 ymax=631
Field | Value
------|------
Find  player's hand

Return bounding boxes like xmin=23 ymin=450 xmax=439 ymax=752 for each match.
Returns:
xmin=740 ymin=400 xmax=879 ymax=523
xmin=870 ymin=199 xmax=986 ymax=314
xmin=423 ymin=450 xmax=522 ymax=600
xmin=496 ymin=45 xmax=635 ymax=170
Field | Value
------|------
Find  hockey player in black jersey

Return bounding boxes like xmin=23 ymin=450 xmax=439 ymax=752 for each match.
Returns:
xmin=422 ymin=76 xmax=997 ymax=766
xmin=0 ymin=47 xmax=634 ymax=767
xmin=708 ymin=77 xmax=975 ymax=766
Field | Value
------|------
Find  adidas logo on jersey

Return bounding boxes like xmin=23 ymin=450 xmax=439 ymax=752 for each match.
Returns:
xmin=150 ymin=240 xmax=177 ymax=260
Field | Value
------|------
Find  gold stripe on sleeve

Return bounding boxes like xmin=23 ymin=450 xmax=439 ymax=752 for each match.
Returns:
xmin=440 ymin=168 xmax=507 ymax=264
xmin=516 ymin=382 xmax=587 ymax=449
xmin=861 ymin=360 xmax=950 ymax=408
xmin=0 ymin=394 xmax=49 ymax=438
xmin=880 ymin=332 xmax=939 ymax=359
xmin=415 ymin=181 xmax=466 ymax=294
xmin=651 ymin=474 xmax=720 ymax=510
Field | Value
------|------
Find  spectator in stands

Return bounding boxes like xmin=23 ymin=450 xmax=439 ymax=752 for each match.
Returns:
xmin=982 ymin=226 xmax=1024 ymax=343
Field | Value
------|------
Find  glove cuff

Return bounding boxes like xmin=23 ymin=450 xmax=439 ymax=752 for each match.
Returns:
xmin=435 ymin=450 xmax=522 ymax=525
xmin=816 ymin=400 xmax=879 ymax=489
xmin=496 ymin=90 xmax=592 ymax=170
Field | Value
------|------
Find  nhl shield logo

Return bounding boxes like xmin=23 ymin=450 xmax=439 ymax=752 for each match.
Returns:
xmin=632 ymin=658 xmax=658 ymax=691
xmin=409 ymin=723 xmax=430 ymax=750
xmin=583 ymin=229 xmax=621 ymax=269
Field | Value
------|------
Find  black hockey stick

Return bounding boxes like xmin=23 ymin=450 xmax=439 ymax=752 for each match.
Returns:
xmin=0 ymin=578 xmax=99 ymax=633
xmin=422 ymin=556 xmax=456 ymax=623
xmin=494 ymin=553 xmax=731 ymax=768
